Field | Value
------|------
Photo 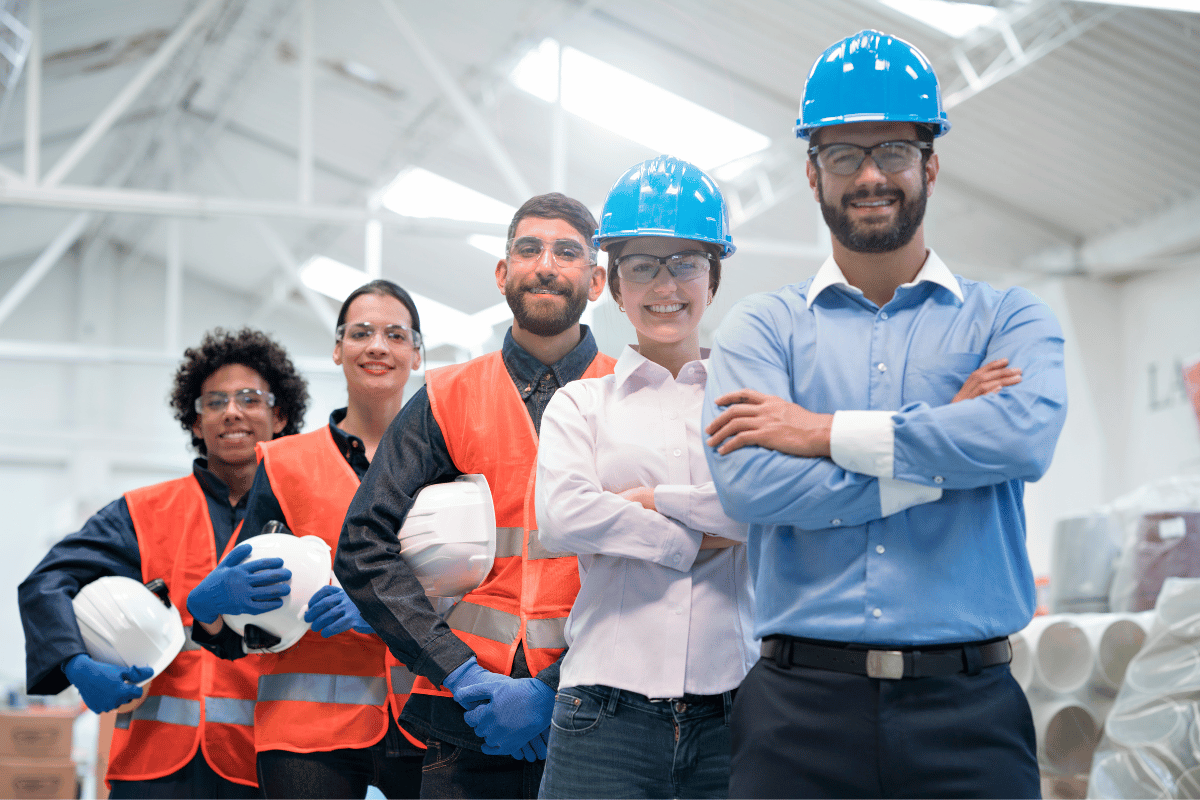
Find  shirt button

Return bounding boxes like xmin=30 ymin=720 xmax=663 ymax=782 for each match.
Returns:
xmin=876 ymin=545 xmax=885 ymax=554
xmin=880 ymin=311 xmax=889 ymax=320
xmin=877 ymin=363 xmax=887 ymax=372
xmin=933 ymin=475 xmax=944 ymax=484
xmin=673 ymin=555 xmax=681 ymax=565
xmin=673 ymin=449 xmax=682 ymax=457
xmin=831 ymin=519 xmax=841 ymax=526
xmin=873 ymin=608 xmax=882 ymax=618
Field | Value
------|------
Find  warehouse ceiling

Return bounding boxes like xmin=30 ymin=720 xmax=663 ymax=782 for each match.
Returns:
xmin=0 ymin=0 xmax=1198 ymax=358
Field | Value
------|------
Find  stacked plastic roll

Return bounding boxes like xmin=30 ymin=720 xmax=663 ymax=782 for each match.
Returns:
xmin=1088 ymin=578 xmax=1200 ymax=799
xmin=1011 ymin=610 xmax=1154 ymax=798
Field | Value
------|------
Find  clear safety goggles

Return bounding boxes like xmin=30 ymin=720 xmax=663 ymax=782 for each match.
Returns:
xmin=807 ymin=140 xmax=932 ymax=176
xmin=336 ymin=321 xmax=422 ymax=350
xmin=613 ymin=251 xmax=715 ymax=284
xmin=506 ymin=236 xmax=596 ymax=269
xmin=194 ymin=388 xmax=275 ymax=416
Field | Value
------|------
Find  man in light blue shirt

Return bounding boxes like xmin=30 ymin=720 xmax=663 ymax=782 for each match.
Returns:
xmin=703 ymin=30 xmax=1066 ymax=799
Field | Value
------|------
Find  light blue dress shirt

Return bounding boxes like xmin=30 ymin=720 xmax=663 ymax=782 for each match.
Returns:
xmin=703 ymin=251 xmax=1068 ymax=646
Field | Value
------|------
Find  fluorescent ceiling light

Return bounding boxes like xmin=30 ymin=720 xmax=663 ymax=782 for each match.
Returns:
xmin=878 ymin=0 xmax=1000 ymax=37
xmin=1073 ymin=0 xmax=1200 ymax=9
xmin=511 ymin=39 xmax=770 ymax=169
xmin=468 ymin=234 xmax=508 ymax=260
xmin=380 ymin=167 xmax=516 ymax=223
xmin=300 ymin=255 xmax=368 ymax=302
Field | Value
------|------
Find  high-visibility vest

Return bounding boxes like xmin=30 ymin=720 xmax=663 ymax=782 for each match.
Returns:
xmin=416 ymin=349 xmax=617 ymax=695
xmin=110 ymin=476 xmax=260 ymax=787
xmin=250 ymin=427 xmax=424 ymax=751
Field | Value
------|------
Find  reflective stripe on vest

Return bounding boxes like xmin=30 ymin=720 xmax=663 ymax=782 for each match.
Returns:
xmin=525 ymin=617 xmax=569 ymax=650
xmin=114 ymin=695 xmax=201 ymax=730
xmin=204 ymin=697 xmax=255 ymax=727
xmin=445 ymin=601 xmax=521 ymax=645
xmin=389 ymin=665 xmax=416 ymax=694
xmin=494 ymin=528 xmax=567 ymax=560
xmin=257 ymin=673 xmax=388 ymax=706
xmin=495 ymin=527 xmax=523 ymax=559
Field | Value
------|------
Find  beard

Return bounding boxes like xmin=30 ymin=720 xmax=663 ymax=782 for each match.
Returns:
xmin=506 ymin=275 xmax=589 ymax=337
xmin=819 ymin=171 xmax=928 ymax=253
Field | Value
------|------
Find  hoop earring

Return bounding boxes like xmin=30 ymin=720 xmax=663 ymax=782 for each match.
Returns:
xmin=618 ymin=305 xmax=625 ymax=312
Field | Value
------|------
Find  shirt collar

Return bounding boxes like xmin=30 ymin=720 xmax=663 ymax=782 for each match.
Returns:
xmin=192 ymin=458 xmax=239 ymax=508
xmin=805 ymin=249 xmax=963 ymax=309
xmin=502 ymin=324 xmax=600 ymax=398
xmin=327 ymin=407 xmax=362 ymax=454
xmin=614 ymin=344 xmax=709 ymax=390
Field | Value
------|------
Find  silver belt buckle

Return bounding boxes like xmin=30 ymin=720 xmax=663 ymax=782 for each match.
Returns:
xmin=866 ymin=650 xmax=905 ymax=680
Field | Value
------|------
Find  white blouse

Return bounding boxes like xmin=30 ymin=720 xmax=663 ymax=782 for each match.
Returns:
xmin=536 ymin=345 xmax=757 ymax=698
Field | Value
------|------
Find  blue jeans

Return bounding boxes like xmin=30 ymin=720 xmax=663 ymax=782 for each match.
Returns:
xmin=539 ymin=685 xmax=734 ymax=799
xmin=418 ymin=737 xmax=545 ymax=800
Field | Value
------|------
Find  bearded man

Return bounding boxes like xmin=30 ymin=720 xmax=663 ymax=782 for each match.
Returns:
xmin=702 ymin=30 xmax=1068 ymax=799
xmin=334 ymin=193 xmax=615 ymax=799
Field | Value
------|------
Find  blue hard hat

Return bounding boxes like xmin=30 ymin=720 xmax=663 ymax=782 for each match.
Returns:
xmin=795 ymin=30 xmax=950 ymax=140
xmin=594 ymin=155 xmax=735 ymax=257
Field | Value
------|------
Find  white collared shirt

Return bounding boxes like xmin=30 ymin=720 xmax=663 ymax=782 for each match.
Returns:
xmin=536 ymin=345 xmax=756 ymax=698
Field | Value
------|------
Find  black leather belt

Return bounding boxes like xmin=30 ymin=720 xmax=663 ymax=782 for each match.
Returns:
xmin=761 ymin=636 xmax=1012 ymax=680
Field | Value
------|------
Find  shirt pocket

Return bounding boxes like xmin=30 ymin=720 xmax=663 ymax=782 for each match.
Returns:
xmin=902 ymin=352 xmax=984 ymax=406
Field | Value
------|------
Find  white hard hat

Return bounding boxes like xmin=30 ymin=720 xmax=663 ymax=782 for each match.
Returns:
xmin=73 ymin=577 xmax=186 ymax=686
xmin=222 ymin=533 xmax=332 ymax=653
xmin=399 ymin=474 xmax=496 ymax=598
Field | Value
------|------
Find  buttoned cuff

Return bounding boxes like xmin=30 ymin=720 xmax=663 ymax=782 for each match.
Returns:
xmin=879 ymin=477 xmax=942 ymax=517
xmin=830 ymin=410 xmax=895 ymax=478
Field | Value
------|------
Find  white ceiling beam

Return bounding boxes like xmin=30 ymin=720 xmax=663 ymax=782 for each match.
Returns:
xmin=377 ymin=0 xmax=532 ymax=203
xmin=40 ymin=0 xmax=224 ymax=188
xmin=0 ymin=211 xmax=92 ymax=327
xmin=297 ymin=0 xmax=314 ymax=203
xmin=0 ymin=339 xmax=341 ymax=373
xmin=1022 ymin=194 xmax=1200 ymax=275
xmin=23 ymin=0 xmax=40 ymax=183
xmin=0 ymin=180 xmax=505 ymax=234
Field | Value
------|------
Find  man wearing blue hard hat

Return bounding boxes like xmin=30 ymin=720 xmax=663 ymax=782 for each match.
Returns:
xmin=702 ymin=30 xmax=1067 ymax=798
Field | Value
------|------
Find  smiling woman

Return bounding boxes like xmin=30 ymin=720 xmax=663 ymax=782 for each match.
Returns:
xmin=187 ymin=280 xmax=429 ymax=799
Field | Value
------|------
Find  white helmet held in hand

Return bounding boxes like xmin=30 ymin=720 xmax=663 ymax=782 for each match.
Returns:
xmin=399 ymin=474 xmax=496 ymax=597
xmin=73 ymin=576 xmax=186 ymax=686
xmin=222 ymin=533 xmax=332 ymax=653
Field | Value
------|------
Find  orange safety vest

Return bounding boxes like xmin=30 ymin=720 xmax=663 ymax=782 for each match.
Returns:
xmin=109 ymin=476 xmax=260 ymax=787
xmin=416 ymin=349 xmax=617 ymax=695
xmin=250 ymin=427 xmax=424 ymax=752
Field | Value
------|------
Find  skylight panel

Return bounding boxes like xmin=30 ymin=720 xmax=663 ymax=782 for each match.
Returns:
xmin=878 ymin=0 xmax=1000 ymax=38
xmin=511 ymin=39 xmax=770 ymax=169
xmin=300 ymin=256 xmax=369 ymax=302
xmin=468 ymin=234 xmax=509 ymax=260
xmin=380 ymin=167 xmax=516 ymax=223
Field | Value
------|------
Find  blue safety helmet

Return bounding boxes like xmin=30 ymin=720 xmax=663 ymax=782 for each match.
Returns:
xmin=795 ymin=30 xmax=950 ymax=140
xmin=593 ymin=155 xmax=735 ymax=257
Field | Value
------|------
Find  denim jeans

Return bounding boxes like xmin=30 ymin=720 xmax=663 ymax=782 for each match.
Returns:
xmin=539 ymin=684 xmax=734 ymax=799
xmin=418 ymin=737 xmax=545 ymax=800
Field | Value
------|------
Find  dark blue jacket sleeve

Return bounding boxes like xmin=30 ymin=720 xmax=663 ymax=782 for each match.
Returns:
xmin=18 ymin=498 xmax=142 ymax=695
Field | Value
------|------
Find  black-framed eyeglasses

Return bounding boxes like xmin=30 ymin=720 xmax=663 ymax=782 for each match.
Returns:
xmin=507 ymin=236 xmax=596 ymax=269
xmin=336 ymin=321 xmax=423 ymax=350
xmin=194 ymin=388 xmax=275 ymax=416
xmin=612 ymin=251 xmax=715 ymax=285
xmin=807 ymin=140 xmax=932 ymax=176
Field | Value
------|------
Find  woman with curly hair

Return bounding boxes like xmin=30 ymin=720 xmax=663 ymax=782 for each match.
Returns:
xmin=189 ymin=280 xmax=427 ymax=800
xmin=18 ymin=327 xmax=308 ymax=799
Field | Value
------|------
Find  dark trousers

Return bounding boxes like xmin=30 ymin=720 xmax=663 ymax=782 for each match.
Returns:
xmin=729 ymin=656 xmax=1040 ymax=799
xmin=419 ymin=737 xmax=545 ymax=800
xmin=109 ymin=753 xmax=262 ymax=799
xmin=257 ymin=718 xmax=424 ymax=799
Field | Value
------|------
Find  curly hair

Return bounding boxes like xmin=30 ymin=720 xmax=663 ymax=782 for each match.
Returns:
xmin=171 ymin=327 xmax=309 ymax=454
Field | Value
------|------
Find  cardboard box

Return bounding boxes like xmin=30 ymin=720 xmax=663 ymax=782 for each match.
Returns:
xmin=0 ymin=708 xmax=76 ymax=760
xmin=0 ymin=757 xmax=77 ymax=799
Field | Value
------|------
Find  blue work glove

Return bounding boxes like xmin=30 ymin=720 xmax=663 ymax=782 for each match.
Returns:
xmin=186 ymin=542 xmax=291 ymax=625
xmin=460 ymin=677 xmax=555 ymax=761
xmin=483 ymin=727 xmax=549 ymax=762
xmin=304 ymin=585 xmax=374 ymax=637
xmin=442 ymin=656 xmax=514 ymax=711
xmin=63 ymin=654 xmax=153 ymax=714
